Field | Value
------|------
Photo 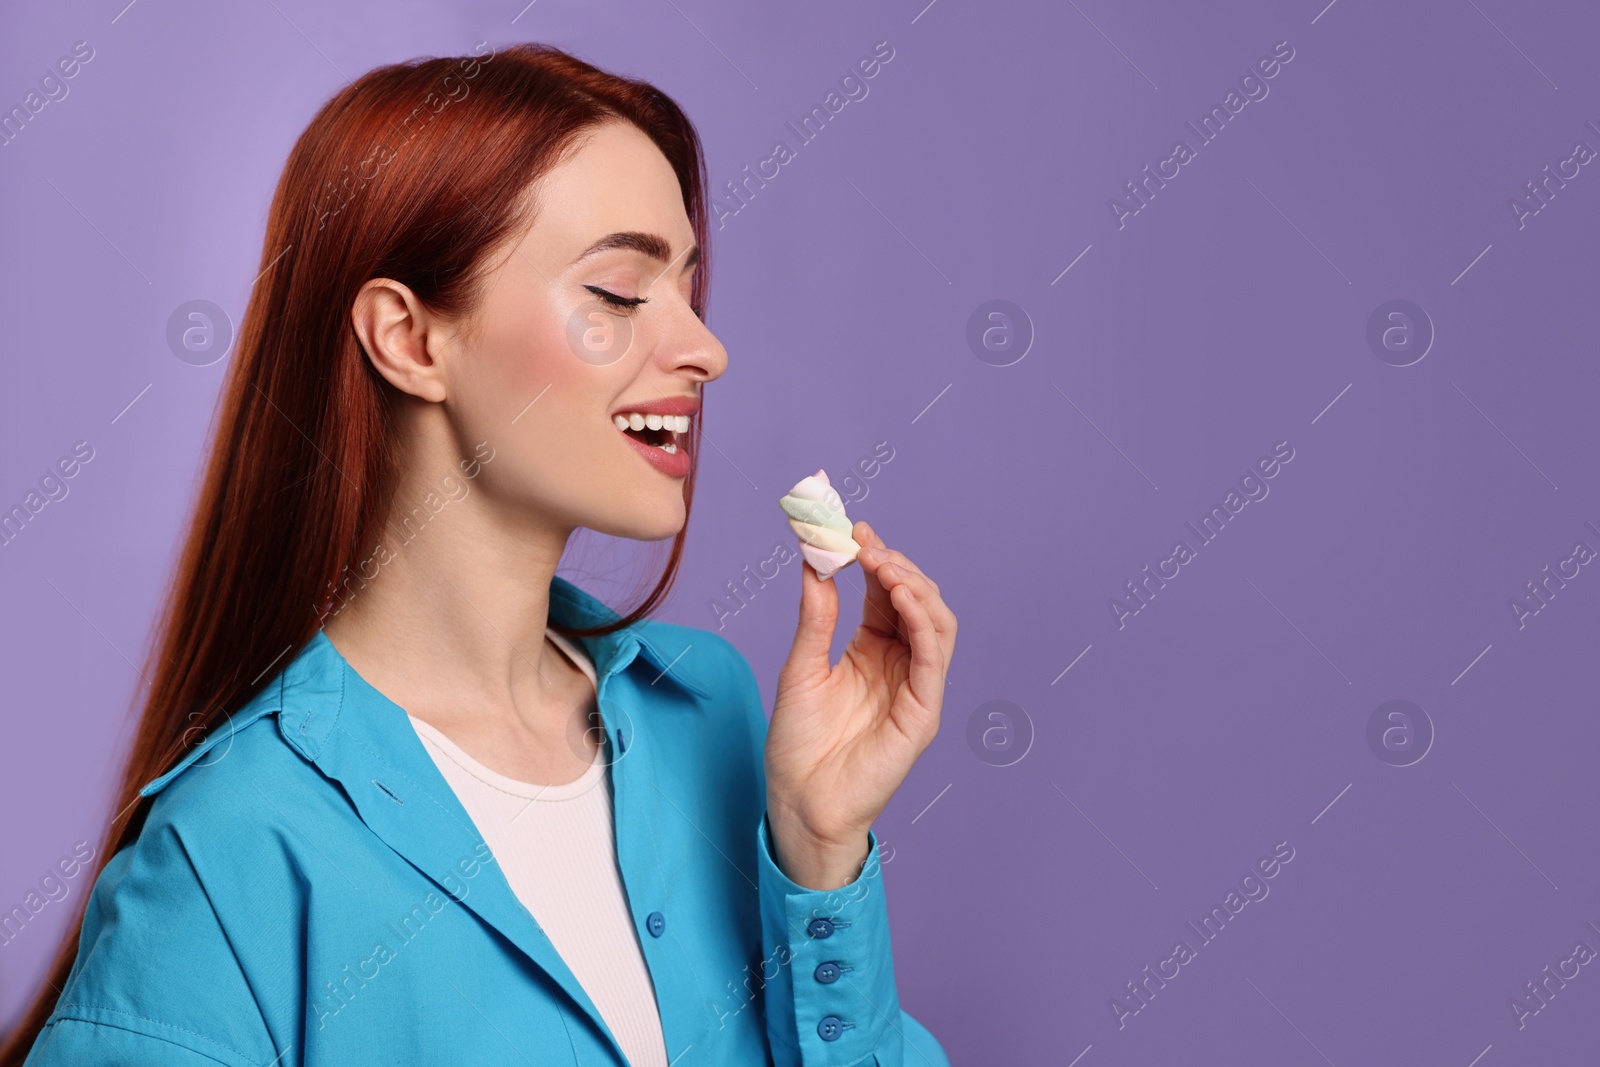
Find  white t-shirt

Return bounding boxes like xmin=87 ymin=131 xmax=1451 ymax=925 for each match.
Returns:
xmin=407 ymin=630 xmax=668 ymax=1067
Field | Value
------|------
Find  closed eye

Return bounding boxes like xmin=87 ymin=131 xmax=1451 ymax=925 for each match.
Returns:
xmin=585 ymin=285 xmax=648 ymax=309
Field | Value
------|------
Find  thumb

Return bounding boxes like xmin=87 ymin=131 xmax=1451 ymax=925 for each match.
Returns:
xmin=784 ymin=558 xmax=839 ymax=679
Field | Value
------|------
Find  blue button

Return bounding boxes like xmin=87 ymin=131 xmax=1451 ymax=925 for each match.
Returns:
xmin=817 ymin=1015 xmax=844 ymax=1041
xmin=814 ymin=961 xmax=841 ymax=984
xmin=646 ymin=911 xmax=665 ymax=937
xmin=806 ymin=917 xmax=835 ymax=939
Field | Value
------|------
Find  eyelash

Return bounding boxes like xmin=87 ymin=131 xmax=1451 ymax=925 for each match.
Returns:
xmin=585 ymin=285 xmax=648 ymax=310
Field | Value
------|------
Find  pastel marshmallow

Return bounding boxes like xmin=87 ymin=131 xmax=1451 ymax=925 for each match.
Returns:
xmin=778 ymin=469 xmax=861 ymax=580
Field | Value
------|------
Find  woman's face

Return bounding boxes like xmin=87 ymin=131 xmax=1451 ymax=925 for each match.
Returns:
xmin=437 ymin=120 xmax=726 ymax=543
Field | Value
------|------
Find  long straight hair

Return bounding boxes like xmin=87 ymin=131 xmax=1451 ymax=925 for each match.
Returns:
xmin=1 ymin=41 xmax=711 ymax=1061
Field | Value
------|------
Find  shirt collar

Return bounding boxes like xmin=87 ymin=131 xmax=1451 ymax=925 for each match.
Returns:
xmin=139 ymin=573 xmax=709 ymax=798
xmin=547 ymin=573 xmax=711 ymax=700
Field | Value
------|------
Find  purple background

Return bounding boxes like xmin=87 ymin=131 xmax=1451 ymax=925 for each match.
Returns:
xmin=4 ymin=0 xmax=1598 ymax=1062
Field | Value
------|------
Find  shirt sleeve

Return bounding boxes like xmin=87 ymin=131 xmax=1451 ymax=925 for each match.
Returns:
xmin=722 ymin=636 xmax=949 ymax=1067
xmin=21 ymin=811 xmax=280 ymax=1067
xmin=758 ymin=813 xmax=917 ymax=1067
xmin=25 ymin=1013 xmax=264 ymax=1067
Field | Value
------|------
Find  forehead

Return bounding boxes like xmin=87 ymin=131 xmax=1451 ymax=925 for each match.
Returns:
xmin=525 ymin=121 xmax=694 ymax=259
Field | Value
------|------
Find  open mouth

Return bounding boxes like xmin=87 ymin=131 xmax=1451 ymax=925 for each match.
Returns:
xmin=612 ymin=411 xmax=690 ymax=454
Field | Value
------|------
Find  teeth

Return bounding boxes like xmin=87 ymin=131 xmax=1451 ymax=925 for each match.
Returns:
xmin=657 ymin=442 xmax=678 ymax=454
xmin=612 ymin=412 xmax=691 ymax=433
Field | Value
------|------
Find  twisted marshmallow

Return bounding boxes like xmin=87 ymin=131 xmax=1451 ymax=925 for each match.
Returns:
xmin=778 ymin=469 xmax=860 ymax=581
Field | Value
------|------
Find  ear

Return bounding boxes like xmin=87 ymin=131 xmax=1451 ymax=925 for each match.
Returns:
xmin=351 ymin=278 xmax=450 ymax=403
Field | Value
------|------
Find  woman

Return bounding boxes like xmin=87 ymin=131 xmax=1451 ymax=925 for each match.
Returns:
xmin=4 ymin=42 xmax=955 ymax=1067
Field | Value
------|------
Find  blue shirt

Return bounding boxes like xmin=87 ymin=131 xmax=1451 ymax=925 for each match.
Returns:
xmin=23 ymin=575 xmax=949 ymax=1066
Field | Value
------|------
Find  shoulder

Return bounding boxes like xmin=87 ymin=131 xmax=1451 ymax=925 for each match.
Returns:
xmin=94 ymin=703 xmax=335 ymax=917
xmin=44 ymin=721 xmax=291 ymax=1065
xmin=143 ymin=703 xmax=334 ymax=843
xmin=116 ymin=693 xmax=360 ymax=931
xmin=45 ymin=696 xmax=354 ymax=1062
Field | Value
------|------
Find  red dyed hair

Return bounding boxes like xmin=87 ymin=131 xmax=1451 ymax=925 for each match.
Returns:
xmin=0 ymin=41 xmax=711 ymax=1062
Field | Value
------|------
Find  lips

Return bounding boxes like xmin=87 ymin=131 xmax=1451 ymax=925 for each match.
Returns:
xmin=615 ymin=419 xmax=693 ymax=477
xmin=611 ymin=394 xmax=698 ymax=478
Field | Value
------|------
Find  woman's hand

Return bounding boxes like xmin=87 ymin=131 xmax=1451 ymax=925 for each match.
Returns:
xmin=765 ymin=520 xmax=957 ymax=890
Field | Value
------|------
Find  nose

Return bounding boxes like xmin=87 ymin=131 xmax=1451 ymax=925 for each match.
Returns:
xmin=657 ymin=298 xmax=727 ymax=386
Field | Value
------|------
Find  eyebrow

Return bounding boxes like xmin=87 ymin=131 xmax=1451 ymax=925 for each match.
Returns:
xmin=574 ymin=231 xmax=700 ymax=270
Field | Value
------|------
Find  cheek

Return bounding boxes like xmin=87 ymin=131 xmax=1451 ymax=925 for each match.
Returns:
xmin=462 ymin=298 xmax=588 ymax=425
xmin=484 ymin=303 xmax=564 ymax=388
xmin=460 ymin=300 xmax=626 ymax=471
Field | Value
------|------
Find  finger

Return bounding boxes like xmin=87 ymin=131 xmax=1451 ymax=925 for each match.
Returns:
xmin=856 ymin=525 xmax=954 ymax=638
xmin=873 ymin=560 xmax=956 ymax=668
xmin=785 ymin=558 xmax=840 ymax=678
xmin=858 ymin=522 xmax=939 ymax=596
xmin=863 ymin=547 xmax=954 ymax=635
xmin=852 ymin=521 xmax=901 ymax=638
xmin=887 ymin=581 xmax=945 ymax=746
xmin=856 ymin=519 xmax=886 ymax=555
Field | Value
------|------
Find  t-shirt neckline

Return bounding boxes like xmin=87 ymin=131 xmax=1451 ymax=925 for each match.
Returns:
xmin=406 ymin=630 xmax=606 ymax=801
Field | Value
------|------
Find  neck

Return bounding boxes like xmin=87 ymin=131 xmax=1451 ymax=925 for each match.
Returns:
xmin=321 ymin=451 xmax=577 ymax=718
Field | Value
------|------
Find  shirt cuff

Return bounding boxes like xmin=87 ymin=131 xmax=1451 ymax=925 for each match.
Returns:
xmin=757 ymin=812 xmax=900 ymax=1066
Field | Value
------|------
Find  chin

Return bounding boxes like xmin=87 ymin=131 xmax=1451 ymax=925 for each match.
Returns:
xmin=600 ymin=503 xmax=687 ymax=544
